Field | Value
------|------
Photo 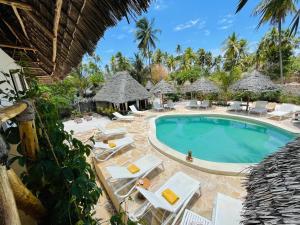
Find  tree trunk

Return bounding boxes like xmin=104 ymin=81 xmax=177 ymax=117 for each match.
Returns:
xmin=278 ymin=20 xmax=284 ymax=84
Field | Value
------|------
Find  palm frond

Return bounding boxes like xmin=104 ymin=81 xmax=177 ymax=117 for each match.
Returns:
xmin=236 ymin=0 xmax=249 ymax=13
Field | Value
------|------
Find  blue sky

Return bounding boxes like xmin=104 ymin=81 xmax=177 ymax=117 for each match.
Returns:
xmin=95 ymin=0 xmax=296 ymax=66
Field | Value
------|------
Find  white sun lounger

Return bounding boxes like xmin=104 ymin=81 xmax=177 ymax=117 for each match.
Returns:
xmin=249 ymin=101 xmax=268 ymax=116
xmin=113 ymin=112 xmax=135 ymax=121
xmin=227 ymin=101 xmax=242 ymax=112
xmin=129 ymin=105 xmax=145 ymax=116
xmin=153 ymin=101 xmax=164 ymax=111
xmin=106 ymin=154 xmax=164 ymax=199
xmin=180 ymin=209 xmax=211 ymax=225
xmin=130 ymin=172 xmax=201 ymax=225
xmin=180 ymin=193 xmax=242 ymax=225
xmin=187 ymin=100 xmax=198 ymax=109
xmin=95 ymin=124 xmax=127 ymax=138
xmin=93 ymin=136 xmax=134 ymax=161
xmin=268 ymin=103 xmax=295 ymax=120
xmin=199 ymin=100 xmax=210 ymax=109
xmin=165 ymin=100 xmax=176 ymax=110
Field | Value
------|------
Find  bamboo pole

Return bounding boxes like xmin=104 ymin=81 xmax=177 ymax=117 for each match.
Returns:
xmin=0 ymin=44 xmax=36 ymax=51
xmin=7 ymin=169 xmax=46 ymax=219
xmin=0 ymin=166 xmax=21 ymax=225
xmin=0 ymin=0 xmax=32 ymax=10
xmin=12 ymin=5 xmax=29 ymax=40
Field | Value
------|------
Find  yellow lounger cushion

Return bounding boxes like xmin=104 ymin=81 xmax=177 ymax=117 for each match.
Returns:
xmin=162 ymin=188 xmax=179 ymax=205
xmin=108 ymin=142 xmax=116 ymax=148
xmin=127 ymin=164 xmax=140 ymax=174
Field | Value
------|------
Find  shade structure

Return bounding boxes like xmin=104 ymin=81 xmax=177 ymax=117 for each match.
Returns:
xmin=150 ymin=80 xmax=176 ymax=95
xmin=184 ymin=77 xmax=219 ymax=94
xmin=93 ymin=71 xmax=149 ymax=104
xmin=145 ymin=80 xmax=154 ymax=91
xmin=242 ymin=137 xmax=300 ymax=225
xmin=230 ymin=70 xmax=279 ymax=93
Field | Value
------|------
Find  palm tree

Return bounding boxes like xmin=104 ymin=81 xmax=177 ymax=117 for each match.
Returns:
xmin=153 ymin=48 xmax=163 ymax=64
xmin=196 ymin=48 xmax=206 ymax=69
xmin=223 ymin=32 xmax=241 ymax=70
xmin=236 ymin=0 xmax=298 ymax=83
xmin=166 ymin=55 xmax=177 ymax=72
xmin=135 ymin=17 xmax=161 ymax=76
xmin=131 ymin=53 xmax=146 ymax=84
xmin=176 ymin=44 xmax=182 ymax=56
xmin=182 ymin=47 xmax=195 ymax=70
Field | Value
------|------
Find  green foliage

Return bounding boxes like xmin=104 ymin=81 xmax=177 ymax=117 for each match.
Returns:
xmin=280 ymin=94 xmax=300 ymax=104
xmin=96 ymin=106 xmax=115 ymax=119
xmin=211 ymin=67 xmax=242 ymax=93
xmin=1 ymin=70 xmax=101 ymax=225
xmin=169 ymin=67 xmax=203 ymax=85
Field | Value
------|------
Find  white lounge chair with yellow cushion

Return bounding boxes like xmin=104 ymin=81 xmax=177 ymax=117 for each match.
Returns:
xmin=130 ymin=172 xmax=201 ymax=225
xmin=93 ymin=136 xmax=134 ymax=161
xmin=129 ymin=105 xmax=145 ymax=116
xmin=106 ymin=154 xmax=164 ymax=199
xmin=113 ymin=112 xmax=135 ymax=121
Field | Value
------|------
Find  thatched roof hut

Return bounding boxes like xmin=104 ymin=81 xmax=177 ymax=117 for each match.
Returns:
xmin=184 ymin=77 xmax=219 ymax=93
xmin=150 ymin=80 xmax=176 ymax=95
xmin=242 ymin=137 xmax=300 ymax=225
xmin=93 ymin=71 xmax=149 ymax=106
xmin=231 ymin=70 xmax=279 ymax=93
xmin=0 ymin=0 xmax=151 ymax=82
xmin=145 ymin=80 xmax=154 ymax=91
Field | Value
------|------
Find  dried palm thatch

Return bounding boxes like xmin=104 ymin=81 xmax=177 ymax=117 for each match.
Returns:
xmin=0 ymin=0 xmax=151 ymax=82
xmin=93 ymin=71 xmax=149 ymax=104
xmin=242 ymin=137 xmax=300 ymax=225
xmin=183 ymin=77 xmax=219 ymax=93
xmin=231 ymin=70 xmax=279 ymax=93
xmin=150 ymin=79 xmax=176 ymax=95
xmin=281 ymin=82 xmax=300 ymax=97
xmin=145 ymin=80 xmax=154 ymax=91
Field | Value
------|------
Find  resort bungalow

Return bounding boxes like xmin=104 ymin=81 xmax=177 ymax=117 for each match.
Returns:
xmin=93 ymin=71 xmax=150 ymax=112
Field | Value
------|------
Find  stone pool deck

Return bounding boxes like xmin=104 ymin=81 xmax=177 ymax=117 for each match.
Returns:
xmin=73 ymin=102 xmax=300 ymax=224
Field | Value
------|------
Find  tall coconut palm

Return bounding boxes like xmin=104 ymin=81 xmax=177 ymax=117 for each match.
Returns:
xmin=153 ymin=48 xmax=163 ymax=64
xmin=223 ymin=32 xmax=241 ymax=70
xmin=182 ymin=47 xmax=195 ymax=70
xmin=166 ymin=55 xmax=177 ymax=72
xmin=196 ymin=48 xmax=206 ymax=68
xmin=236 ymin=0 xmax=298 ymax=83
xmin=135 ymin=17 xmax=161 ymax=76
xmin=176 ymin=44 xmax=182 ymax=56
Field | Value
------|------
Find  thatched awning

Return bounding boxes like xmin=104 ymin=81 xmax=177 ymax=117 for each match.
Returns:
xmin=150 ymin=80 xmax=176 ymax=95
xmin=231 ymin=70 xmax=279 ymax=93
xmin=243 ymin=137 xmax=300 ymax=225
xmin=93 ymin=71 xmax=150 ymax=104
xmin=0 ymin=0 xmax=151 ymax=81
xmin=184 ymin=77 xmax=219 ymax=93
xmin=145 ymin=80 xmax=153 ymax=90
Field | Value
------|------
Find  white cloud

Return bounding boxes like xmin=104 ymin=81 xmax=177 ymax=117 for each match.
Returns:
xmin=174 ymin=18 xmax=205 ymax=31
xmin=218 ymin=14 xmax=235 ymax=30
xmin=154 ymin=0 xmax=167 ymax=10
xmin=116 ymin=34 xmax=126 ymax=40
xmin=204 ymin=29 xmax=210 ymax=36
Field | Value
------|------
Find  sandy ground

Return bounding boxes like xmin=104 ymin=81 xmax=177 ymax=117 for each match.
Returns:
xmin=71 ymin=102 xmax=300 ymax=224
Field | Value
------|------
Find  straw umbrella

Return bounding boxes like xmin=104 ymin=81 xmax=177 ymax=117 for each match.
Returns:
xmin=184 ymin=77 xmax=219 ymax=99
xmin=93 ymin=71 xmax=149 ymax=111
xmin=242 ymin=137 xmax=300 ymax=225
xmin=150 ymin=80 xmax=176 ymax=104
xmin=230 ymin=70 xmax=279 ymax=110
xmin=145 ymin=80 xmax=154 ymax=91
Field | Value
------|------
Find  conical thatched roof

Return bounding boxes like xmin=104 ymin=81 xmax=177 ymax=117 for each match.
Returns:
xmin=145 ymin=80 xmax=154 ymax=90
xmin=243 ymin=137 xmax=300 ymax=225
xmin=150 ymin=80 xmax=176 ymax=94
xmin=184 ymin=77 xmax=219 ymax=93
xmin=93 ymin=71 xmax=149 ymax=104
xmin=231 ymin=70 xmax=279 ymax=93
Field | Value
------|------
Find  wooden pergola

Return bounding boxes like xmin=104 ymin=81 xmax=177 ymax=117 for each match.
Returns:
xmin=0 ymin=0 xmax=152 ymax=224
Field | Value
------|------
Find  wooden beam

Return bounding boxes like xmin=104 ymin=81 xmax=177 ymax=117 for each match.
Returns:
xmin=25 ymin=11 xmax=54 ymax=39
xmin=52 ymin=0 xmax=63 ymax=63
xmin=12 ymin=5 xmax=29 ymax=40
xmin=0 ymin=0 xmax=32 ymax=11
xmin=0 ymin=166 xmax=21 ymax=225
xmin=2 ymin=19 xmax=22 ymax=43
xmin=0 ymin=102 xmax=27 ymax=123
xmin=0 ymin=44 xmax=36 ymax=51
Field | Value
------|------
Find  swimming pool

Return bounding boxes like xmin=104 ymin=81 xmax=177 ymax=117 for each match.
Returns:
xmin=155 ymin=115 xmax=297 ymax=163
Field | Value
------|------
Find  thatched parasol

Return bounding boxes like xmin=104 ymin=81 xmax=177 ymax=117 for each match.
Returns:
xmin=150 ymin=80 xmax=176 ymax=95
xmin=230 ymin=70 xmax=279 ymax=110
xmin=145 ymin=80 xmax=154 ymax=91
xmin=184 ymin=77 xmax=219 ymax=94
xmin=93 ymin=71 xmax=149 ymax=106
xmin=242 ymin=137 xmax=300 ymax=225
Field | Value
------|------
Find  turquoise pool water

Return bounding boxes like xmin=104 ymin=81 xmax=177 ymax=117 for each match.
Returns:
xmin=156 ymin=115 xmax=297 ymax=163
